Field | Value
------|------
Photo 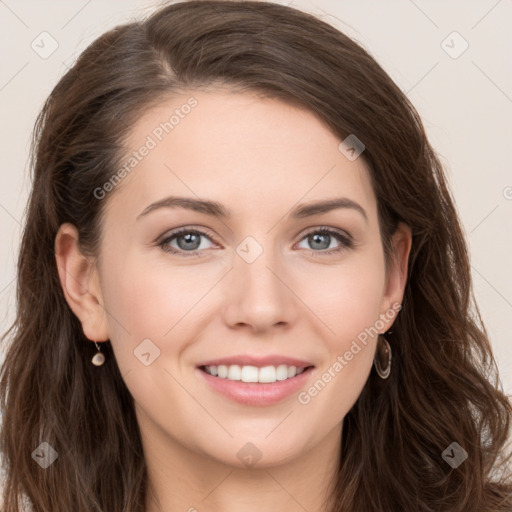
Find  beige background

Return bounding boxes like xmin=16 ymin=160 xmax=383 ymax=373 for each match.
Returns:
xmin=1 ymin=0 xmax=511 ymax=395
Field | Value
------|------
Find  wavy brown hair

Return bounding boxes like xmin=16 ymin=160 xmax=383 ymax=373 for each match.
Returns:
xmin=1 ymin=1 xmax=511 ymax=511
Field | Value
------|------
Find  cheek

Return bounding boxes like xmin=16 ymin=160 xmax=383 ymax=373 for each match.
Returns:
xmin=298 ymin=274 xmax=380 ymax=424
xmin=99 ymin=250 xmax=230 ymax=377
xmin=101 ymin=252 xmax=216 ymax=337
xmin=297 ymin=250 xmax=384 ymax=404
xmin=99 ymin=254 xmax=211 ymax=406
xmin=302 ymin=250 xmax=386 ymax=342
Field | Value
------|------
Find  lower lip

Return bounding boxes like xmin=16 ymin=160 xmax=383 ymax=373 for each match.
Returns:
xmin=196 ymin=367 xmax=315 ymax=406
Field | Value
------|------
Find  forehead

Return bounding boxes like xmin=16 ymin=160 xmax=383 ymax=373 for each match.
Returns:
xmin=110 ymin=89 xmax=376 ymax=221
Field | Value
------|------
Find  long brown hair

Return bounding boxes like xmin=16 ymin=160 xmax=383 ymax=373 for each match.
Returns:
xmin=1 ymin=1 xmax=511 ymax=510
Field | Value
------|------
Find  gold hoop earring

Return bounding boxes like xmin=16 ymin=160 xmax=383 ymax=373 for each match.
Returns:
xmin=91 ymin=341 xmax=105 ymax=366
xmin=374 ymin=335 xmax=391 ymax=379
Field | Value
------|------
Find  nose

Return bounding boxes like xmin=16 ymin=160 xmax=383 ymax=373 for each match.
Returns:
xmin=222 ymin=247 xmax=299 ymax=334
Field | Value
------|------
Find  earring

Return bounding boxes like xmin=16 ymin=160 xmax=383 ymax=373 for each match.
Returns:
xmin=374 ymin=334 xmax=391 ymax=379
xmin=91 ymin=341 xmax=105 ymax=366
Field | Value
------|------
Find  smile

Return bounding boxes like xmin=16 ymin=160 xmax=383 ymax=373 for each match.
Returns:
xmin=196 ymin=365 xmax=315 ymax=406
xmin=200 ymin=364 xmax=311 ymax=383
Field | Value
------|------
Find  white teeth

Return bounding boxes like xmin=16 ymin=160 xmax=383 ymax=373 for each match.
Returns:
xmin=227 ymin=365 xmax=241 ymax=381
xmin=241 ymin=365 xmax=259 ymax=382
xmin=203 ymin=364 xmax=309 ymax=383
xmin=258 ymin=366 xmax=276 ymax=383
xmin=276 ymin=364 xmax=288 ymax=381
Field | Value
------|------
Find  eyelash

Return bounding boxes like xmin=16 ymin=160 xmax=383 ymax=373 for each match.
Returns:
xmin=157 ymin=226 xmax=353 ymax=258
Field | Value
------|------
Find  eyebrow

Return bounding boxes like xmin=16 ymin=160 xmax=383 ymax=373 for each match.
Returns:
xmin=136 ymin=196 xmax=368 ymax=223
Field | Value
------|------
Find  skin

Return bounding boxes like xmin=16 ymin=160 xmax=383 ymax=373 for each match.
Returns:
xmin=55 ymin=89 xmax=411 ymax=512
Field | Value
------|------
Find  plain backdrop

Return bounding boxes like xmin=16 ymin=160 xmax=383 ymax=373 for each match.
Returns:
xmin=0 ymin=0 xmax=511 ymax=396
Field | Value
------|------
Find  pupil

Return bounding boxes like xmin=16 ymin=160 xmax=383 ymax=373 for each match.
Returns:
xmin=178 ymin=233 xmax=200 ymax=250
xmin=310 ymin=233 xmax=329 ymax=250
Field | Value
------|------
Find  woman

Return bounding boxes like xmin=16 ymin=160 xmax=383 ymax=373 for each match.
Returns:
xmin=1 ymin=1 xmax=510 ymax=511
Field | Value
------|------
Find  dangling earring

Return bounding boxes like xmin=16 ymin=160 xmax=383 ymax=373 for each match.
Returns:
xmin=374 ymin=334 xmax=392 ymax=379
xmin=91 ymin=341 xmax=105 ymax=366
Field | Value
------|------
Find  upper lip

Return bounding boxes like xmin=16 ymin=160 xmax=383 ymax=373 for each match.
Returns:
xmin=196 ymin=355 xmax=314 ymax=369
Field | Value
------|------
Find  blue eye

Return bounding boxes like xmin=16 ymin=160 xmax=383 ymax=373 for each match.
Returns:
xmin=296 ymin=227 xmax=353 ymax=256
xmin=158 ymin=226 xmax=353 ymax=257
xmin=158 ymin=228 xmax=215 ymax=257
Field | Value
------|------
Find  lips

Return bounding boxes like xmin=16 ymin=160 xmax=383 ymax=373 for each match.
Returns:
xmin=195 ymin=354 xmax=316 ymax=405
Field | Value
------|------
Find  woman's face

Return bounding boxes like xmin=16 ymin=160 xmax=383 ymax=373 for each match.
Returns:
xmin=59 ymin=89 xmax=410 ymax=469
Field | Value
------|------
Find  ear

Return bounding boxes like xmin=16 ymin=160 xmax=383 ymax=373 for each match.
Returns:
xmin=54 ymin=223 xmax=109 ymax=342
xmin=379 ymin=222 xmax=412 ymax=329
